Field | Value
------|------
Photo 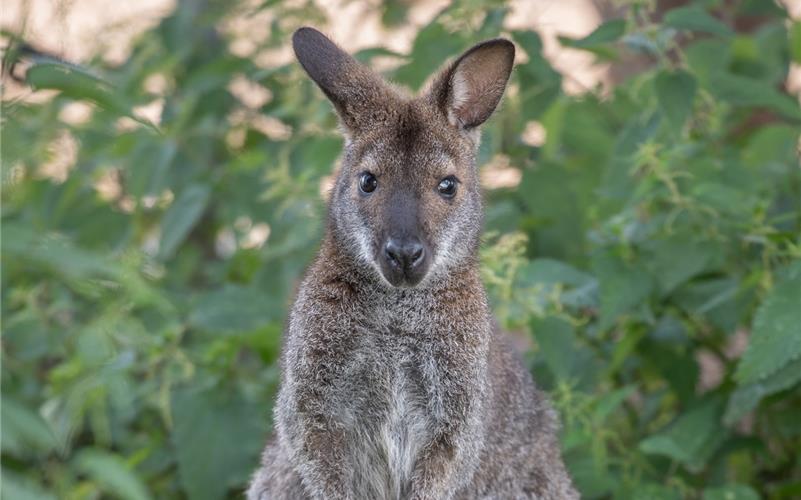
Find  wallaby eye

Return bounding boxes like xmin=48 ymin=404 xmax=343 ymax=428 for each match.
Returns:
xmin=359 ymin=172 xmax=378 ymax=194
xmin=437 ymin=176 xmax=458 ymax=198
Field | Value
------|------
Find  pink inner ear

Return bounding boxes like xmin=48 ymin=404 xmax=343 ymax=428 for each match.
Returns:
xmin=448 ymin=44 xmax=514 ymax=129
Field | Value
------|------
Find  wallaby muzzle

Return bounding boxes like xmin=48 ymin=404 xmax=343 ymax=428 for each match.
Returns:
xmin=377 ymin=191 xmax=431 ymax=287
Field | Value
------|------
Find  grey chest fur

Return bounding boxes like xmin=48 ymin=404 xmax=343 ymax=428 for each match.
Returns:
xmin=340 ymin=334 xmax=433 ymax=499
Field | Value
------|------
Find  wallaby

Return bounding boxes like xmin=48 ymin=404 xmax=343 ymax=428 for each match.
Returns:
xmin=248 ymin=27 xmax=578 ymax=500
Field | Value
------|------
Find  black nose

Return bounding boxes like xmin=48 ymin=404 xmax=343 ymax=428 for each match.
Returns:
xmin=384 ymin=237 xmax=425 ymax=271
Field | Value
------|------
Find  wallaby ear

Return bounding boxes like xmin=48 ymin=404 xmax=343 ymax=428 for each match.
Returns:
xmin=428 ymin=39 xmax=515 ymax=130
xmin=292 ymin=27 xmax=395 ymax=132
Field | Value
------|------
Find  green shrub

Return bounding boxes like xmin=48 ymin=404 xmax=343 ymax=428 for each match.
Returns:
xmin=2 ymin=0 xmax=800 ymax=498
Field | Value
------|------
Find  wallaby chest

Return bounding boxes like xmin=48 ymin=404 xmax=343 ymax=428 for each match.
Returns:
xmin=339 ymin=324 xmax=434 ymax=498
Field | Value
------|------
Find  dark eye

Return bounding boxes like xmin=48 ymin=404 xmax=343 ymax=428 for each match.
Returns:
xmin=359 ymin=172 xmax=377 ymax=194
xmin=437 ymin=176 xmax=458 ymax=198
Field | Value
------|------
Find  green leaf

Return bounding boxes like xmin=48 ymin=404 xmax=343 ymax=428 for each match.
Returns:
xmin=708 ymin=72 xmax=801 ymax=120
xmin=531 ymin=316 xmax=601 ymax=388
xmin=1 ymin=224 xmax=121 ymax=282
xmin=519 ymin=259 xmax=598 ymax=310
xmin=393 ymin=19 xmax=462 ymax=89
xmin=726 ymin=354 xmax=801 ymax=425
xmin=531 ymin=316 xmax=577 ymax=381
xmin=639 ymin=397 xmax=726 ymax=471
xmin=512 ymin=30 xmax=562 ymax=120
xmin=736 ymin=262 xmax=801 ymax=383
xmin=0 ymin=397 xmax=59 ymax=457
xmin=573 ymin=18 xmax=626 ymax=46
xmin=565 ymin=454 xmax=616 ymax=498
xmin=630 ymin=484 xmax=683 ymax=500
xmin=664 ymin=6 xmax=734 ymax=37
xmin=790 ymin=22 xmax=801 ymax=63
xmin=593 ymin=386 xmax=635 ymax=422
xmin=171 ymin=385 xmax=265 ymax=500
xmin=25 ymin=62 xmax=154 ymax=129
xmin=703 ymin=484 xmax=760 ymax=500
xmin=74 ymin=449 xmax=152 ymax=500
xmin=559 ymin=18 xmax=626 ymax=57
xmin=654 ymin=70 xmax=697 ymax=132
xmin=645 ymin=233 xmax=718 ymax=295
xmin=188 ymin=285 xmax=280 ymax=333
xmin=0 ymin=471 xmax=57 ymax=500
xmin=159 ymin=184 xmax=210 ymax=260
xmin=520 ymin=258 xmax=594 ymax=287
xmin=592 ymin=252 xmax=653 ymax=330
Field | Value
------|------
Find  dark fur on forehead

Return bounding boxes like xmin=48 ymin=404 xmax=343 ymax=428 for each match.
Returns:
xmin=394 ymin=105 xmax=423 ymax=148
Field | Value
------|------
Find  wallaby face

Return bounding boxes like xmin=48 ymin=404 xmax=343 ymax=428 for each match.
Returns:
xmin=293 ymin=27 xmax=514 ymax=287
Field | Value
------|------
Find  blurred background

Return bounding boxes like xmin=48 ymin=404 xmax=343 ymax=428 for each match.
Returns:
xmin=2 ymin=0 xmax=800 ymax=498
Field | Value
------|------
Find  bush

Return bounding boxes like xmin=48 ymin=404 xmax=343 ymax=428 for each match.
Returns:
xmin=2 ymin=0 xmax=800 ymax=498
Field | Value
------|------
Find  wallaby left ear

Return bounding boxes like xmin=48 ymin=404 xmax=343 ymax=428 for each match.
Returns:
xmin=428 ymin=39 xmax=515 ymax=130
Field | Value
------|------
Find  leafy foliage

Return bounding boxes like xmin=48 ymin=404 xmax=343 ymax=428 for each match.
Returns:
xmin=2 ymin=0 xmax=800 ymax=498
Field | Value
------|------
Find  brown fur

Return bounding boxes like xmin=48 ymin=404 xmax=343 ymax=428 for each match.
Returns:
xmin=247 ymin=27 xmax=578 ymax=500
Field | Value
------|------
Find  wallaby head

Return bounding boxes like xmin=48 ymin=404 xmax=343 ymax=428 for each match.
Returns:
xmin=292 ymin=27 xmax=515 ymax=288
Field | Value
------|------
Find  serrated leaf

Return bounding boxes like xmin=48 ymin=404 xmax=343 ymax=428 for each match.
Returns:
xmin=645 ymin=233 xmax=717 ymax=295
xmin=664 ymin=6 xmax=734 ymax=37
xmin=639 ymin=397 xmax=725 ymax=471
xmin=736 ymin=263 xmax=801 ymax=383
xmin=74 ymin=449 xmax=152 ymax=500
xmin=654 ymin=70 xmax=697 ymax=132
xmin=726 ymin=356 xmax=801 ymax=425
xmin=171 ymin=385 xmax=264 ymax=500
xmin=531 ymin=315 xmax=601 ymax=388
xmin=159 ymin=184 xmax=210 ymax=260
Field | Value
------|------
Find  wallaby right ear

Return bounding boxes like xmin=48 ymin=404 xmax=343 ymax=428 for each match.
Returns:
xmin=292 ymin=27 xmax=395 ymax=132
xmin=427 ymin=39 xmax=515 ymax=131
